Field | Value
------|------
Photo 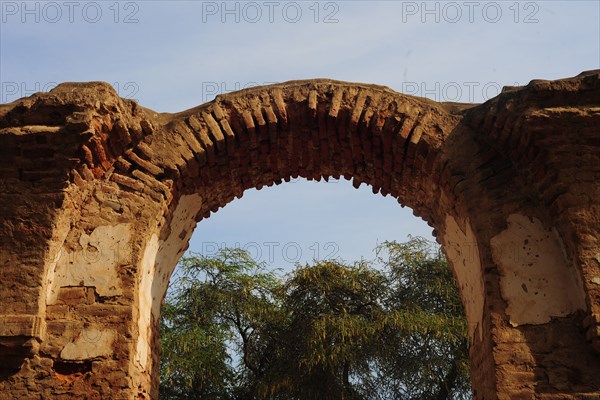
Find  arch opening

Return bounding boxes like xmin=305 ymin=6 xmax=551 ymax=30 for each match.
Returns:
xmin=152 ymin=177 xmax=478 ymax=400
xmin=156 ymin=177 xmax=480 ymax=399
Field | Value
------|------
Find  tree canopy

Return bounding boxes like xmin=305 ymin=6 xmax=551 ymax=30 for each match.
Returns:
xmin=159 ymin=237 xmax=471 ymax=400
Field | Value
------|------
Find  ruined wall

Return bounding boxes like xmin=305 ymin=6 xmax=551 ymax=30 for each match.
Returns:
xmin=0 ymin=71 xmax=598 ymax=399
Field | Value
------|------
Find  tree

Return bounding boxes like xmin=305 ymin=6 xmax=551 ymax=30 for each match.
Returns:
xmin=159 ymin=248 xmax=282 ymax=400
xmin=256 ymin=260 xmax=387 ymax=400
xmin=362 ymin=237 xmax=471 ymax=400
xmin=159 ymin=238 xmax=471 ymax=399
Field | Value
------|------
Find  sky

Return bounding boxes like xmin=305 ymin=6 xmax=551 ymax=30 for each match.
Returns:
xmin=1 ymin=0 xmax=598 ymax=271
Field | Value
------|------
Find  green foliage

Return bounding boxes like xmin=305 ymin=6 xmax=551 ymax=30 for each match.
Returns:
xmin=160 ymin=238 xmax=471 ymax=400
xmin=159 ymin=248 xmax=281 ymax=399
xmin=365 ymin=237 xmax=471 ymax=400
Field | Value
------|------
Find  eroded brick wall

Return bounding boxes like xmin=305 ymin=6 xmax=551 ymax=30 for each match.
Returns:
xmin=0 ymin=72 xmax=598 ymax=399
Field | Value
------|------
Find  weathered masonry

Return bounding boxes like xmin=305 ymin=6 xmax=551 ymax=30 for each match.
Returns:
xmin=0 ymin=71 xmax=599 ymax=399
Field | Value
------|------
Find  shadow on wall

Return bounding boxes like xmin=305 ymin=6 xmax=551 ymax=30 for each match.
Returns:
xmin=522 ymin=312 xmax=600 ymax=395
xmin=0 ymin=337 xmax=37 ymax=380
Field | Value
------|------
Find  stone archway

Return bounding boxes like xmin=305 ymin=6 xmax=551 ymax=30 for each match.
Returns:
xmin=0 ymin=71 xmax=598 ymax=399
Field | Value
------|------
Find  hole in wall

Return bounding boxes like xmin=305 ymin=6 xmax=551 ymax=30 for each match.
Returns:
xmin=54 ymin=361 xmax=92 ymax=382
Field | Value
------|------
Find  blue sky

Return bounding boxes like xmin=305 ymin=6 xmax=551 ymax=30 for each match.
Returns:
xmin=1 ymin=0 xmax=598 ymax=270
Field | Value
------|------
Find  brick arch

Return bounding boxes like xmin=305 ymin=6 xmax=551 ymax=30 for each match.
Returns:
xmin=130 ymin=80 xmax=463 ymax=223
xmin=0 ymin=73 xmax=598 ymax=399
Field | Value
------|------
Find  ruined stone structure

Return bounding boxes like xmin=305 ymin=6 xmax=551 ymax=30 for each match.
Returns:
xmin=0 ymin=71 xmax=598 ymax=399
